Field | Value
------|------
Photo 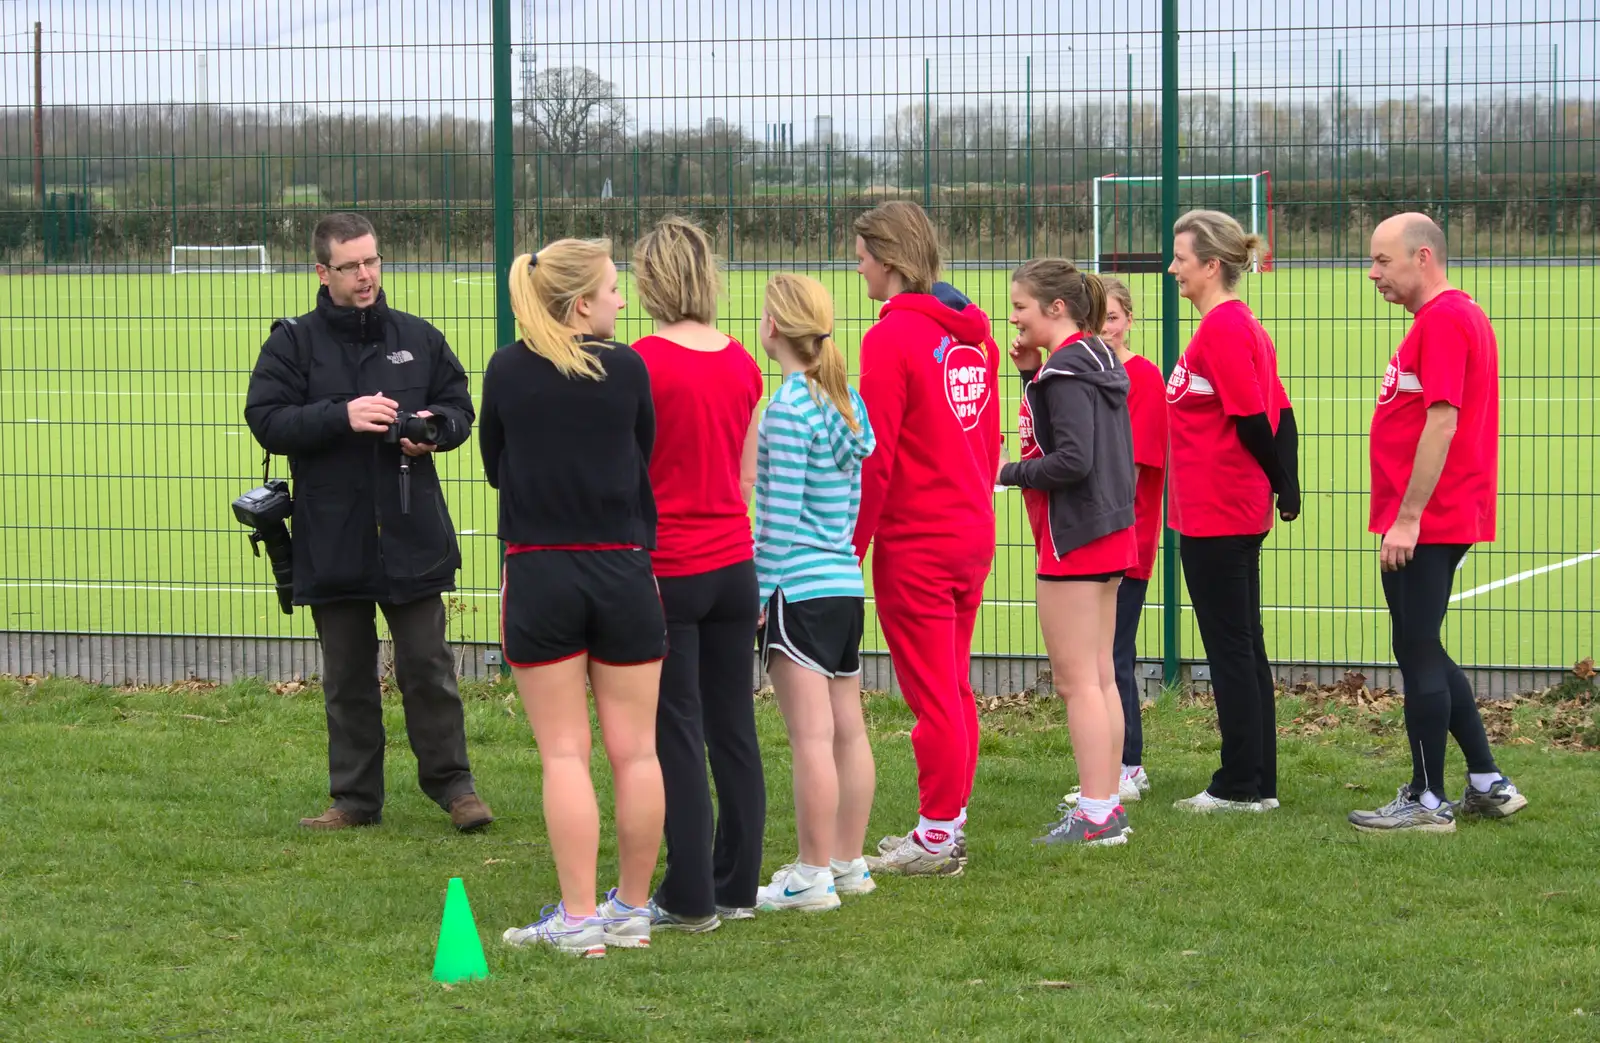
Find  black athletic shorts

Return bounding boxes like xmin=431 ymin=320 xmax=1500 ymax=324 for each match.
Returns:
xmin=500 ymin=549 xmax=667 ymax=668
xmin=759 ymin=588 xmax=864 ymax=678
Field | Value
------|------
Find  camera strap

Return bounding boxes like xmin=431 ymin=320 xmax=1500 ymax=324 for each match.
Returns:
xmin=261 ymin=315 xmax=314 ymax=489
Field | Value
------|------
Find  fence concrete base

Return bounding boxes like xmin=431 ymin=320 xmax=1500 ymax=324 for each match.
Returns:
xmin=0 ymin=632 xmax=1571 ymax=701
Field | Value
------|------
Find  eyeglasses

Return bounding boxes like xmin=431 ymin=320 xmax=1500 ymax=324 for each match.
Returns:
xmin=326 ymin=255 xmax=383 ymax=276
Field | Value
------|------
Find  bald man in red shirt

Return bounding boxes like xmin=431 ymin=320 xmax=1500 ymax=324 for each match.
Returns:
xmin=1348 ymin=213 xmax=1528 ymax=834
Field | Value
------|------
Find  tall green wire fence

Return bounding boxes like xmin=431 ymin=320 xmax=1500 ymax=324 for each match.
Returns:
xmin=1 ymin=1 xmax=1594 ymax=685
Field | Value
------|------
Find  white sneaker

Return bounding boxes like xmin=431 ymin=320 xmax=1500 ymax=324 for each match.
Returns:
xmin=866 ymin=831 xmax=963 ymax=877
xmin=756 ymin=865 xmax=841 ymax=913
xmin=1061 ymin=777 xmax=1143 ymax=806
xmin=595 ymin=888 xmax=651 ymax=948
xmin=1123 ymin=767 xmax=1152 ymax=794
xmin=502 ymin=902 xmax=609 ymax=958
xmin=1260 ymin=798 xmax=1280 ymax=810
xmin=830 ymin=857 xmax=877 ymax=895
xmin=1173 ymin=789 xmax=1264 ymax=813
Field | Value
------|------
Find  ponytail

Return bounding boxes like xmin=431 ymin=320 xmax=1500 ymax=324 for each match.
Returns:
xmin=1013 ymin=258 xmax=1106 ymax=333
xmin=807 ymin=332 xmax=860 ymax=433
xmin=764 ymin=274 xmax=861 ymax=433
xmin=509 ymin=239 xmax=613 ymax=381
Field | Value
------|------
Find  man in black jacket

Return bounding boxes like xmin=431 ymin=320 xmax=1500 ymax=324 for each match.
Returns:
xmin=244 ymin=212 xmax=493 ymax=832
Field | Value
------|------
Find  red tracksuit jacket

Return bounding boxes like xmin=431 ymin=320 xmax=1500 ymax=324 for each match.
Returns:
xmin=852 ymin=285 xmax=1002 ymax=559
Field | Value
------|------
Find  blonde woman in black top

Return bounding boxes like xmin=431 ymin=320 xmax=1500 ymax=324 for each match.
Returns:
xmin=484 ymin=238 xmax=666 ymax=958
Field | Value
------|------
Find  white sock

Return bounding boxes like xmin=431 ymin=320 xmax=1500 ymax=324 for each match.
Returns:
xmin=916 ymin=816 xmax=959 ymax=850
xmin=795 ymin=862 xmax=830 ymax=885
xmin=1468 ymin=772 xmax=1502 ymax=793
xmin=956 ymin=806 xmax=968 ymax=833
xmin=829 ymin=857 xmax=863 ymax=876
xmin=1418 ymin=789 xmax=1443 ymax=810
xmin=1078 ymin=796 xmax=1117 ymax=823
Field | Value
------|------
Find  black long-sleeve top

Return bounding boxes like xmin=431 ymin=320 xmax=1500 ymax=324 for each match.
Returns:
xmin=478 ymin=334 xmax=657 ymax=548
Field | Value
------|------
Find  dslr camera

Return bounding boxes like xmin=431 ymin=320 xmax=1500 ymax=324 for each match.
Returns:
xmin=232 ymin=479 xmax=296 ymax=615
xmin=383 ymin=411 xmax=441 ymax=445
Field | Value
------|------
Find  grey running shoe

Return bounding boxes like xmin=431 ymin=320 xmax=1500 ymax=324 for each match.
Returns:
xmin=1048 ymin=800 xmax=1133 ymax=836
xmin=595 ymin=889 xmax=650 ymax=949
xmin=502 ymin=902 xmax=609 ymax=958
xmin=715 ymin=905 xmax=756 ymax=921
xmin=878 ymin=830 xmax=968 ymax=867
xmin=865 ymin=832 xmax=963 ymax=877
xmin=1034 ymin=808 xmax=1129 ymax=847
xmin=644 ymin=899 xmax=722 ymax=934
xmin=1348 ymin=786 xmax=1457 ymax=833
xmin=1459 ymin=775 xmax=1527 ymax=819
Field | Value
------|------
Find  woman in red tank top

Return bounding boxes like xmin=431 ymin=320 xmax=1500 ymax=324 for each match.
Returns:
xmin=630 ymin=217 xmax=766 ymax=929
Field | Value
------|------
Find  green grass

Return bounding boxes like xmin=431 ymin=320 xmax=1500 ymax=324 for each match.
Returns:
xmin=1 ymin=675 xmax=1597 ymax=1041
xmin=1 ymin=264 xmax=1596 ymax=668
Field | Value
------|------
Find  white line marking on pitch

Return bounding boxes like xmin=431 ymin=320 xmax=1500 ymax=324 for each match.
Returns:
xmin=1449 ymin=548 xmax=1600 ymax=603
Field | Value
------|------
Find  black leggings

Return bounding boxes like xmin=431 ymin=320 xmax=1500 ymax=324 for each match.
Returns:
xmin=1113 ymin=577 xmax=1150 ymax=767
xmin=653 ymin=559 xmax=765 ymax=916
xmin=1180 ymin=533 xmax=1277 ymax=802
xmin=1381 ymin=543 xmax=1498 ymax=800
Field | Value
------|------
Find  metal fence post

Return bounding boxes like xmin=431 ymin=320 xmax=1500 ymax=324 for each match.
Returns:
xmin=1160 ymin=0 xmax=1181 ymax=687
xmin=492 ymin=0 xmax=515 ymax=676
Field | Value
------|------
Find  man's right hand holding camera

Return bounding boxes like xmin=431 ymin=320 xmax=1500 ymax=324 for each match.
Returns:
xmin=348 ymin=393 xmax=400 ymax=433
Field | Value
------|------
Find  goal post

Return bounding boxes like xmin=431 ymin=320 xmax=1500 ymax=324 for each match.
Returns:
xmin=170 ymin=244 xmax=273 ymax=274
xmin=1091 ymin=172 xmax=1273 ymax=274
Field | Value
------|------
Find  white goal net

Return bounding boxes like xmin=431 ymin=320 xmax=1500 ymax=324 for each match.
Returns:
xmin=169 ymin=244 xmax=273 ymax=274
xmin=1091 ymin=172 xmax=1273 ymax=274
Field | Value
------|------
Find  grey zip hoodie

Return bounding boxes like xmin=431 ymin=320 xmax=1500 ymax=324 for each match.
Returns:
xmin=998 ymin=334 xmax=1137 ymax=556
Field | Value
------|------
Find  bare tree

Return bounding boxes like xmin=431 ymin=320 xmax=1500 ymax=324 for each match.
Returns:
xmin=526 ymin=67 xmax=629 ymax=194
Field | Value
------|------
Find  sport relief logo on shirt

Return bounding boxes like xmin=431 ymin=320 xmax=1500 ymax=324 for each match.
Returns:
xmin=1377 ymin=355 xmax=1423 ymax=405
xmin=941 ymin=338 xmax=991 ymax=431
xmin=1164 ymin=357 xmax=1214 ymax=404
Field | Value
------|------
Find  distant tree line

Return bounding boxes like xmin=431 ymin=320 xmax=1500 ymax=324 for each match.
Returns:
xmin=0 ymin=67 xmax=1594 ymax=261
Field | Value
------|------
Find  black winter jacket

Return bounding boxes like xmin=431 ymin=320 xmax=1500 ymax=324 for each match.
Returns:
xmin=998 ymin=335 xmax=1136 ymax=556
xmin=243 ymin=288 xmax=475 ymax=606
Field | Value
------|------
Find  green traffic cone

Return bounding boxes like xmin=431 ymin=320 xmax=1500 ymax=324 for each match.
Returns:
xmin=432 ymin=876 xmax=489 ymax=983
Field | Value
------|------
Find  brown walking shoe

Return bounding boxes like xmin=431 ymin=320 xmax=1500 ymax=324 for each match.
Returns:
xmin=298 ymin=807 xmax=380 ymax=831
xmin=449 ymin=793 xmax=494 ymax=832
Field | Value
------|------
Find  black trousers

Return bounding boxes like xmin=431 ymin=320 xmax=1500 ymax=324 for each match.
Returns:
xmin=310 ymin=595 xmax=476 ymax=819
xmin=1113 ymin=577 xmax=1150 ymax=767
xmin=1180 ymin=533 xmax=1277 ymax=802
xmin=1381 ymin=542 xmax=1499 ymax=800
xmin=653 ymin=560 xmax=766 ymax=916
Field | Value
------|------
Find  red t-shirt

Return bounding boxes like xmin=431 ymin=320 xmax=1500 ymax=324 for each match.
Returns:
xmin=1124 ymin=354 xmax=1169 ymax=580
xmin=633 ymin=334 xmax=763 ymax=576
xmin=1166 ymin=300 xmax=1287 ymax=538
xmin=1368 ymin=289 xmax=1499 ymax=544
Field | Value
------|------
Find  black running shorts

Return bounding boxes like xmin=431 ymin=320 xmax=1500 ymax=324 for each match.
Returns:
xmin=759 ymin=589 xmax=864 ymax=678
xmin=500 ymin=549 xmax=667 ymax=667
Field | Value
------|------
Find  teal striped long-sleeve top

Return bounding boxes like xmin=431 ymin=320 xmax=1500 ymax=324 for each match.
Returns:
xmin=754 ymin=372 xmax=876 ymax=605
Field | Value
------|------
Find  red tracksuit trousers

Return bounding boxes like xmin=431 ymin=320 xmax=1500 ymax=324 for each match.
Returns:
xmin=872 ymin=538 xmax=992 ymax=822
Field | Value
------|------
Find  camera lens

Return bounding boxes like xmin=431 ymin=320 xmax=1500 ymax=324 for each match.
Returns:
xmin=402 ymin=414 xmax=440 ymax=444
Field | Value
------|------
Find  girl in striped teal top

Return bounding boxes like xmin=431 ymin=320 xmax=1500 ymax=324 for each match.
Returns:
xmin=752 ymin=273 xmax=879 ymax=914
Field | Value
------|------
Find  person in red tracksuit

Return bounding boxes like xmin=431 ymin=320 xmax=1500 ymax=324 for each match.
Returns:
xmin=851 ymin=201 xmax=1001 ymax=878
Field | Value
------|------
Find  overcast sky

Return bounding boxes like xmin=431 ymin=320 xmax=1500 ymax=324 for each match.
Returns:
xmin=1 ymin=1 xmax=1592 ymax=141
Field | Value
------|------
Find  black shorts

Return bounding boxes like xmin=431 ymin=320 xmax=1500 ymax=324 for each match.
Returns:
xmin=759 ymin=589 xmax=864 ymax=678
xmin=1037 ymin=570 xmax=1125 ymax=583
xmin=500 ymin=549 xmax=667 ymax=668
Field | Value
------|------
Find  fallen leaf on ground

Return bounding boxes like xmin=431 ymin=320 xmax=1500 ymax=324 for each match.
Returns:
xmin=1034 ymin=980 xmax=1078 ymax=989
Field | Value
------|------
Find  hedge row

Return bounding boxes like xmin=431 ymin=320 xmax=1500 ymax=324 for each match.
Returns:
xmin=5 ymin=173 xmax=1596 ymax=262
